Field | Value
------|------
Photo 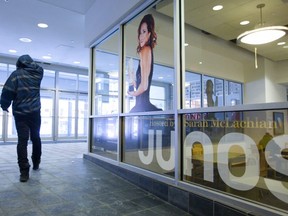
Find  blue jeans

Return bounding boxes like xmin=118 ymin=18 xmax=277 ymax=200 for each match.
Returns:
xmin=14 ymin=110 xmax=42 ymax=170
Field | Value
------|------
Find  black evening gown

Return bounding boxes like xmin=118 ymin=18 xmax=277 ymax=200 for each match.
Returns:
xmin=130 ymin=50 xmax=162 ymax=112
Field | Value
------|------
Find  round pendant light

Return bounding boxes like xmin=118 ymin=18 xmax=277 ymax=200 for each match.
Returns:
xmin=237 ymin=4 xmax=288 ymax=45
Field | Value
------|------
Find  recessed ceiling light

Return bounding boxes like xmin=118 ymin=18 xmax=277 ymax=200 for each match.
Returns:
xmin=73 ymin=61 xmax=81 ymax=64
xmin=240 ymin=21 xmax=250 ymax=25
xmin=283 ymin=45 xmax=288 ymax=49
xmin=19 ymin=37 xmax=32 ymax=43
xmin=277 ymin=42 xmax=286 ymax=45
xmin=213 ymin=5 xmax=223 ymax=11
xmin=184 ymin=43 xmax=189 ymax=46
xmin=158 ymin=76 xmax=164 ymax=79
xmin=42 ymin=55 xmax=51 ymax=60
xmin=9 ymin=49 xmax=17 ymax=53
xmin=38 ymin=23 xmax=48 ymax=28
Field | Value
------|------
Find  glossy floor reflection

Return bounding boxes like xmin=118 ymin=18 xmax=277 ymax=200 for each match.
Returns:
xmin=0 ymin=143 xmax=191 ymax=216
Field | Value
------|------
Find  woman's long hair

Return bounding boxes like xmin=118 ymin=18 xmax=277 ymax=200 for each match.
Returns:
xmin=137 ymin=14 xmax=157 ymax=53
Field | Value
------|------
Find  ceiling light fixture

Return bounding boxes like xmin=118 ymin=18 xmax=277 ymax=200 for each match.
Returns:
xmin=38 ymin=23 xmax=48 ymax=28
xmin=9 ymin=49 xmax=17 ymax=53
xmin=19 ymin=37 xmax=32 ymax=43
xmin=42 ymin=55 xmax=51 ymax=60
xmin=277 ymin=42 xmax=286 ymax=45
xmin=237 ymin=4 xmax=288 ymax=45
xmin=213 ymin=5 xmax=223 ymax=11
xmin=240 ymin=21 xmax=250 ymax=26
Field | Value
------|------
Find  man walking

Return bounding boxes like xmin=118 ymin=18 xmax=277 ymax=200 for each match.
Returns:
xmin=0 ymin=54 xmax=43 ymax=182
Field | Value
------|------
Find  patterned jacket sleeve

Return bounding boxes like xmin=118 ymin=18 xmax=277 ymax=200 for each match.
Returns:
xmin=0 ymin=73 xmax=17 ymax=111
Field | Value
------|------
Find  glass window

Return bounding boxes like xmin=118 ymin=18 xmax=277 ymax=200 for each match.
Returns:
xmin=78 ymin=93 xmax=88 ymax=137
xmin=0 ymin=58 xmax=88 ymax=142
xmin=225 ymin=81 xmax=242 ymax=106
xmin=123 ymin=114 xmax=175 ymax=176
xmin=203 ymin=76 xmax=224 ymax=108
xmin=0 ymin=63 xmax=8 ymax=84
xmin=92 ymin=117 xmax=118 ymax=160
xmin=42 ymin=70 xmax=55 ymax=89
xmin=78 ymin=75 xmax=88 ymax=92
xmin=182 ymin=109 xmax=288 ymax=211
xmin=58 ymin=72 xmax=77 ymax=91
xmin=181 ymin=0 xmax=288 ymax=212
xmin=124 ymin=0 xmax=175 ymax=113
xmin=150 ymin=85 xmax=165 ymax=110
xmin=40 ymin=90 xmax=55 ymax=138
xmin=58 ymin=92 xmax=76 ymax=137
xmin=94 ymin=30 xmax=119 ymax=115
xmin=8 ymin=64 xmax=16 ymax=74
xmin=185 ymin=72 xmax=202 ymax=108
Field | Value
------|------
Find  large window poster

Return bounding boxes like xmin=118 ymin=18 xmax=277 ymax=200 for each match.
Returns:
xmin=183 ymin=110 xmax=288 ymax=210
xmin=127 ymin=14 xmax=162 ymax=113
xmin=124 ymin=3 xmax=175 ymax=113
xmin=123 ymin=114 xmax=175 ymax=176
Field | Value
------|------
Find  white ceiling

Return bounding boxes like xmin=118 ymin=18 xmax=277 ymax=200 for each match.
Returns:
xmin=1 ymin=0 xmax=288 ymax=71
xmin=156 ymin=0 xmax=288 ymax=62
xmin=0 ymin=0 xmax=96 ymax=68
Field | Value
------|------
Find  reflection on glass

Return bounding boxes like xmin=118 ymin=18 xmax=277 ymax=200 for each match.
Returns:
xmin=225 ymin=81 xmax=242 ymax=106
xmin=182 ymin=109 xmax=288 ymax=211
xmin=185 ymin=72 xmax=201 ymax=108
xmin=92 ymin=117 xmax=118 ymax=160
xmin=203 ymin=76 xmax=224 ymax=107
xmin=94 ymin=30 xmax=119 ymax=115
xmin=124 ymin=115 xmax=175 ymax=176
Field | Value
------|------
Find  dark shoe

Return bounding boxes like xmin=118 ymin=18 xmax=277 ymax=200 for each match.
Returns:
xmin=31 ymin=156 xmax=40 ymax=170
xmin=33 ymin=162 xmax=40 ymax=170
xmin=19 ymin=163 xmax=30 ymax=182
xmin=20 ymin=172 xmax=29 ymax=182
xmin=19 ymin=165 xmax=30 ymax=182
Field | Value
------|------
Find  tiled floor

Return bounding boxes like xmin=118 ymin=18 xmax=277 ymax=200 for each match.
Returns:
xmin=0 ymin=143 xmax=191 ymax=216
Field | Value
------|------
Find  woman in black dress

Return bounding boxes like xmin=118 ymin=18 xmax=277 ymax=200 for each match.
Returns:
xmin=128 ymin=14 xmax=162 ymax=112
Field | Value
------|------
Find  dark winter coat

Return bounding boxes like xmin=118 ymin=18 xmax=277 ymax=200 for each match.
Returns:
xmin=0 ymin=55 xmax=43 ymax=116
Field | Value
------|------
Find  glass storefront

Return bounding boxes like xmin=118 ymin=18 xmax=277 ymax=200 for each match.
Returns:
xmin=89 ymin=0 xmax=288 ymax=214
